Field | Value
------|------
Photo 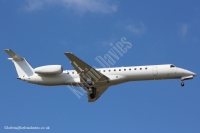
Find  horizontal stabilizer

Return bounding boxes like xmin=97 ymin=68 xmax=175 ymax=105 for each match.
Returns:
xmin=4 ymin=49 xmax=24 ymax=61
xmin=4 ymin=49 xmax=34 ymax=77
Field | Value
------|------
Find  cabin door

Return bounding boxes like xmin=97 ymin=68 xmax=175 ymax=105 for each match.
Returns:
xmin=152 ymin=66 xmax=158 ymax=76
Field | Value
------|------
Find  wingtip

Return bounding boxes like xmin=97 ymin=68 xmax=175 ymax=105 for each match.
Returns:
xmin=4 ymin=49 xmax=10 ymax=52
xmin=64 ymin=52 xmax=73 ymax=55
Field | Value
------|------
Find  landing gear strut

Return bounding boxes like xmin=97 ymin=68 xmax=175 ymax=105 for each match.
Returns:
xmin=89 ymin=87 xmax=96 ymax=99
xmin=181 ymin=81 xmax=184 ymax=86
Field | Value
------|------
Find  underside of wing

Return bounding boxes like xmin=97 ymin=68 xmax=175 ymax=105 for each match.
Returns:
xmin=64 ymin=52 xmax=109 ymax=85
xmin=64 ymin=52 xmax=110 ymax=102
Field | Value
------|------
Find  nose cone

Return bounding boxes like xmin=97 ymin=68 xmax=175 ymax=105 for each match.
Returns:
xmin=185 ymin=70 xmax=196 ymax=76
xmin=192 ymin=72 xmax=196 ymax=76
xmin=186 ymin=70 xmax=196 ymax=76
xmin=179 ymin=68 xmax=196 ymax=77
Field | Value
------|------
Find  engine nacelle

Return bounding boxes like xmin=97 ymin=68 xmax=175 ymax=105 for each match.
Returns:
xmin=34 ymin=65 xmax=63 ymax=75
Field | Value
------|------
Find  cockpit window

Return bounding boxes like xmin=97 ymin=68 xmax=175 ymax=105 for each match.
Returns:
xmin=170 ymin=65 xmax=175 ymax=68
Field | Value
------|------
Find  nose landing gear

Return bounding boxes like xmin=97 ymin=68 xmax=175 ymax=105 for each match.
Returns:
xmin=181 ymin=81 xmax=184 ymax=86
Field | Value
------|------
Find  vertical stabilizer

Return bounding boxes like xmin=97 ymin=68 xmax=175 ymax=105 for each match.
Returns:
xmin=4 ymin=49 xmax=34 ymax=77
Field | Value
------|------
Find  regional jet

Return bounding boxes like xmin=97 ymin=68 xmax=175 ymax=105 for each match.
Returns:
xmin=4 ymin=49 xmax=196 ymax=102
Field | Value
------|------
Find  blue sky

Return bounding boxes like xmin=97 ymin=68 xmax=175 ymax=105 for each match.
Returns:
xmin=0 ymin=0 xmax=200 ymax=132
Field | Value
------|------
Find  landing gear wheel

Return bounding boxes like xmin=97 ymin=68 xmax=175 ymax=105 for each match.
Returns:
xmin=181 ymin=81 xmax=184 ymax=87
xmin=89 ymin=87 xmax=96 ymax=99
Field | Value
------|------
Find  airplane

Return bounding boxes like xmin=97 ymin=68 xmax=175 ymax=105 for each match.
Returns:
xmin=4 ymin=49 xmax=196 ymax=102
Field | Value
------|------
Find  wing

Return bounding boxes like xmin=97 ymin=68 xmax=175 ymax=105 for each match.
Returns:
xmin=64 ymin=52 xmax=110 ymax=102
xmin=88 ymin=86 xmax=109 ymax=102
xmin=64 ymin=52 xmax=109 ymax=84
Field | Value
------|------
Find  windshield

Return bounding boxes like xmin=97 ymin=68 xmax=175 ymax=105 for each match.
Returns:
xmin=170 ymin=65 xmax=176 ymax=68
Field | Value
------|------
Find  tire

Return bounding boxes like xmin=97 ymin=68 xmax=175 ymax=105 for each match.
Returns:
xmin=90 ymin=87 xmax=96 ymax=99
xmin=181 ymin=82 xmax=184 ymax=86
xmin=90 ymin=93 xmax=95 ymax=99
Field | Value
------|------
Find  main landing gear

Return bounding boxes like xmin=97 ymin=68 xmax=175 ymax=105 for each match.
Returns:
xmin=181 ymin=81 xmax=184 ymax=87
xmin=89 ymin=87 xmax=96 ymax=99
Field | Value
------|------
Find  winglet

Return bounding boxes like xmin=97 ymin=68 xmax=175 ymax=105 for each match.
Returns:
xmin=4 ymin=49 xmax=24 ymax=61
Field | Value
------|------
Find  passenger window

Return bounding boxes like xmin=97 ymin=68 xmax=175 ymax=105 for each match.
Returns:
xmin=103 ymin=70 xmax=105 ymax=72
xmin=129 ymin=68 xmax=131 ymax=71
xmin=140 ymin=68 xmax=142 ymax=70
xmin=72 ymin=72 xmax=74 ymax=74
xmin=145 ymin=67 xmax=147 ymax=70
xmin=114 ymin=69 xmax=116 ymax=71
xmin=124 ymin=69 xmax=126 ymax=71
xmin=134 ymin=68 xmax=137 ymax=70
xmin=109 ymin=70 xmax=111 ymax=72
xmin=119 ymin=69 xmax=121 ymax=71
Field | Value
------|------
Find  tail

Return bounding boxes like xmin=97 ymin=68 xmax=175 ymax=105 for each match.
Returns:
xmin=4 ymin=49 xmax=34 ymax=77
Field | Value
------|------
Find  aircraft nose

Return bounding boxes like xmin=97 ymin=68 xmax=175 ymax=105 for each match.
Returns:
xmin=179 ymin=68 xmax=196 ymax=76
xmin=192 ymin=72 xmax=196 ymax=76
xmin=187 ymin=70 xmax=196 ymax=76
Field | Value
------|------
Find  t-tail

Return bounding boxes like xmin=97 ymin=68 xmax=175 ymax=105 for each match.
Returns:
xmin=4 ymin=49 xmax=34 ymax=78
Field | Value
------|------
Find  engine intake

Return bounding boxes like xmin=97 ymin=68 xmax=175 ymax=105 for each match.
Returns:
xmin=34 ymin=65 xmax=63 ymax=75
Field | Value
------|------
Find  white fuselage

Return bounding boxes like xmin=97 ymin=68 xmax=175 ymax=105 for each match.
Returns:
xmin=21 ymin=64 xmax=196 ymax=87
xmin=5 ymin=49 xmax=197 ymax=101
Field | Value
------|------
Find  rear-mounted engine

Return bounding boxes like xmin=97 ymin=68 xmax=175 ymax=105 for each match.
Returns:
xmin=34 ymin=65 xmax=63 ymax=75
